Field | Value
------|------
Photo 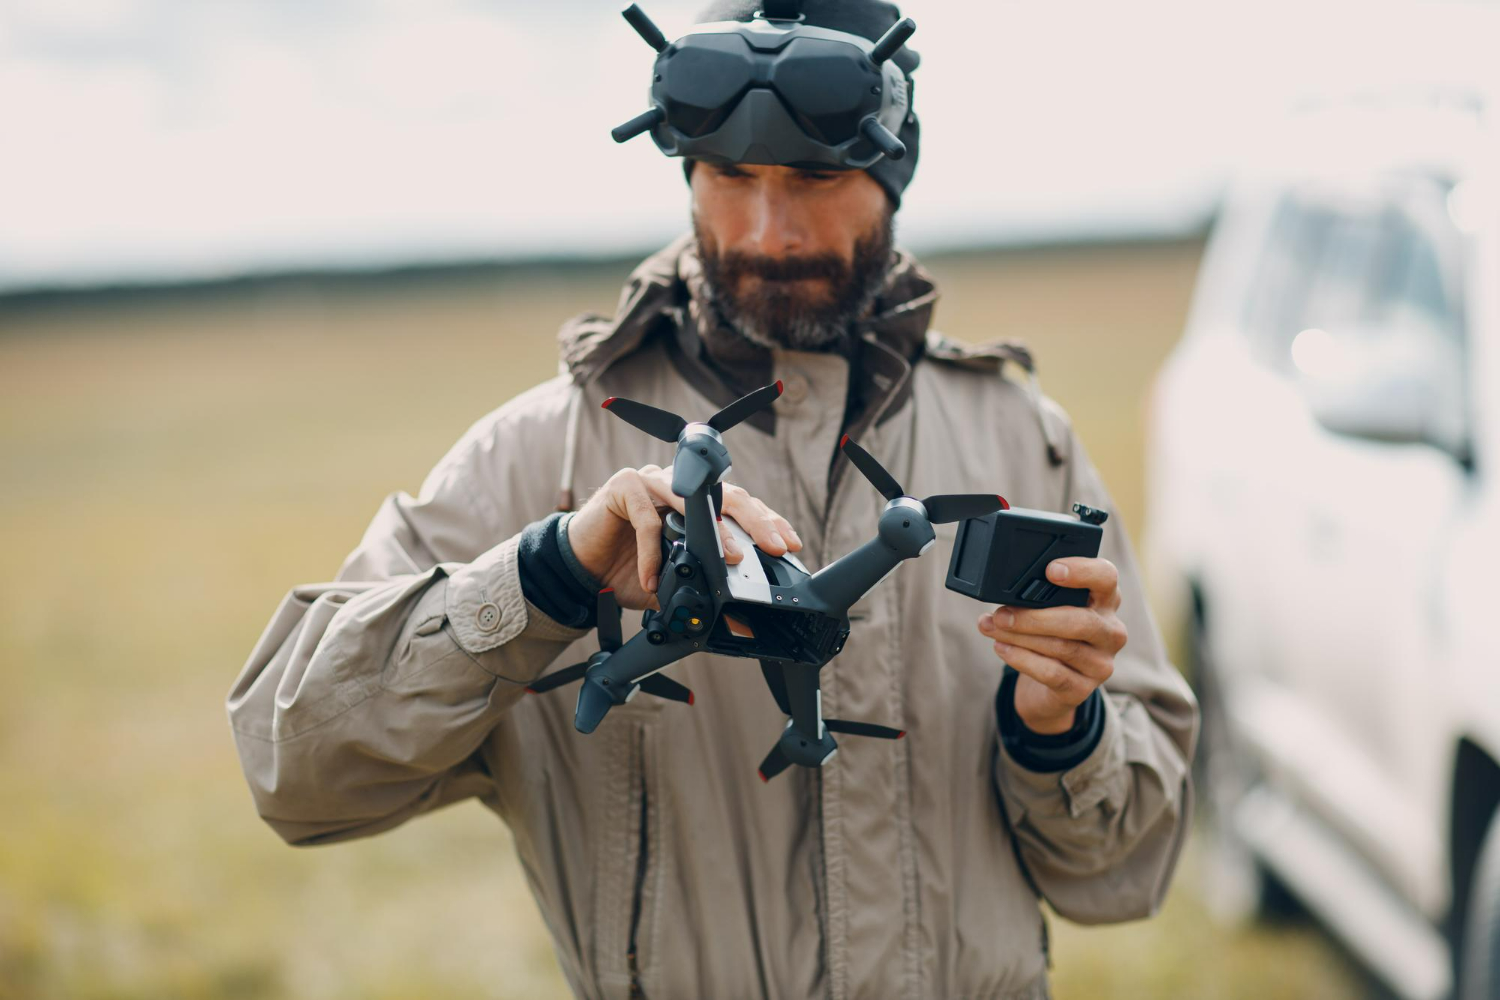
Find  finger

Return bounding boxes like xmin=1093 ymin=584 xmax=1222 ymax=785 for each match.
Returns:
xmin=720 ymin=486 xmax=790 ymax=556
xmin=981 ymin=605 xmax=1124 ymax=650
xmin=719 ymin=519 xmax=745 ymax=564
xmin=637 ymin=465 xmax=687 ymax=516
xmin=767 ymin=505 xmax=802 ymax=552
xmin=992 ymin=640 xmax=1095 ymax=705
xmin=978 ymin=621 xmax=1116 ymax=682
xmin=621 ymin=479 xmax=666 ymax=593
xmin=1046 ymin=557 xmax=1120 ymax=609
xmin=640 ymin=465 xmax=742 ymax=562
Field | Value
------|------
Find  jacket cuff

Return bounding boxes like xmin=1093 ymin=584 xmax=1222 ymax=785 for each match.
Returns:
xmin=445 ymin=531 xmax=593 ymax=682
xmin=996 ymin=664 xmax=1105 ymax=772
xmin=996 ymin=680 xmax=1130 ymax=821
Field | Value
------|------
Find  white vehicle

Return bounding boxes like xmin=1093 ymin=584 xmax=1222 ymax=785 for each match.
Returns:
xmin=1143 ymin=92 xmax=1500 ymax=1000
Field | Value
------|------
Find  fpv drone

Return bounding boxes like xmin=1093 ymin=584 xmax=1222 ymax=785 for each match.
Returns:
xmin=527 ymin=382 xmax=1007 ymax=780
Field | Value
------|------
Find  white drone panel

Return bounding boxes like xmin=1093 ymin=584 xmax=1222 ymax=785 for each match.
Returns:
xmin=721 ymin=513 xmax=773 ymax=605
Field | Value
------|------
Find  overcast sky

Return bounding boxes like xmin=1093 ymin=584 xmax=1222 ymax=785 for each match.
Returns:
xmin=0 ymin=0 xmax=1490 ymax=289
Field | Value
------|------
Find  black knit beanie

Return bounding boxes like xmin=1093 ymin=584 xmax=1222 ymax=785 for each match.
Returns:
xmin=680 ymin=0 xmax=921 ymax=209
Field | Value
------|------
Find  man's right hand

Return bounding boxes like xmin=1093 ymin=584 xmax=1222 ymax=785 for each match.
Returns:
xmin=568 ymin=465 xmax=803 ymax=611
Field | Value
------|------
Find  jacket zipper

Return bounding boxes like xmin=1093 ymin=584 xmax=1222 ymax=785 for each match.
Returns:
xmin=628 ymin=727 xmax=650 ymax=999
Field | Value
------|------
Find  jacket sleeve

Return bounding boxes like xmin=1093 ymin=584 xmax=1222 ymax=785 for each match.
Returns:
xmin=225 ymin=432 xmax=590 ymax=847
xmin=991 ymin=416 xmax=1200 ymax=924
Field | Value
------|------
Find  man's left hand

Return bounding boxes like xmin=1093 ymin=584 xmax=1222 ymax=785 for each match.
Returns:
xmin=976 ymin=556 xmax=1128 ymax=735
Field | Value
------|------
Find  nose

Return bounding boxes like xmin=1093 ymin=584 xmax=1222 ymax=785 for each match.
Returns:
xmin=745 ymin=182 xmax=806 ymax=257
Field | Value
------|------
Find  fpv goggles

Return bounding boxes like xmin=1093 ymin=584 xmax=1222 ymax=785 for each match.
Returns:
xmin=610 ymin=1 xmax=917 ymax=170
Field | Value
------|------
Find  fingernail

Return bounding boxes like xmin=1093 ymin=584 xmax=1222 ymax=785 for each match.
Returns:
xmin=1050 ymin=562 xmax=1069 ymax=580
xmin=996 ymin=642 xmax=1012 ymax=655
xmin=768 ymin=531 xmax=785 ymax=551
xmin=996 ymin=610 xmax=1014 ymax=628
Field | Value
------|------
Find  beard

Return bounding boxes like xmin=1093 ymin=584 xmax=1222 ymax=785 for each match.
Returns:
xmin=692 ymin=207 xmax=895 ymax=352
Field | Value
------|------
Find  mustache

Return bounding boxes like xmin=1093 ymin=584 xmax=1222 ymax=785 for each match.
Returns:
xmin=712 ymin=251 xmax=849 ymax=284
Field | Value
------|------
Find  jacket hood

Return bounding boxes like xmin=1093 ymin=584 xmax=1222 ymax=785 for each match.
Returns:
xmin=556 ymin=233 xmax=1037 ymax=388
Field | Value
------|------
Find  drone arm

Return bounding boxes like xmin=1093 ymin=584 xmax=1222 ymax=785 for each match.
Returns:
xmin=781 ymin=663 xmax=824 ymax=737
xmin=803 ymin=536 xmax=905 ymax=617
xmin=682 ymin=485 xmax=729 ymax=596
xmin=574 ymin=629 xmax=697 ymax=732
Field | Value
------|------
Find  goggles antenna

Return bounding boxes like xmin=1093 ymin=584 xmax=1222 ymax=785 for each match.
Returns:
xmin=621 ymin=4 xmax=668 ymax=52
xmin=869 ymin=16 xmax=916 ymax=65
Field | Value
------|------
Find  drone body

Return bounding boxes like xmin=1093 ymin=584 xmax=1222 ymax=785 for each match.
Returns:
xmin=528 ymin=382 xmax=1006 ymax=781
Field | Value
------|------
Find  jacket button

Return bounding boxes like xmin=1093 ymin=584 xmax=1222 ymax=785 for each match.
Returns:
xmin=475 ymin=602 xmax=502 ymax=632
xmin=781 ymin=373 xmax=809 ymax=403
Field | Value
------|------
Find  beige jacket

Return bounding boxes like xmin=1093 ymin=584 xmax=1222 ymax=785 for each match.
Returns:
xmin=227 ymin=234 xmax=1198 ymax=1000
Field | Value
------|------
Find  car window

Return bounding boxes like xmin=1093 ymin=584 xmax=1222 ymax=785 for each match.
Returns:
xmin=1300 ymin=209 xmax=1387 ymax=335
xmin=1240 ymin=195 xmax=1332 ymax=368
xmin=1242 ymin=182 xmax=1468 ymax=377
xmin=1367 ymin=194 xmax=1465 ymax=350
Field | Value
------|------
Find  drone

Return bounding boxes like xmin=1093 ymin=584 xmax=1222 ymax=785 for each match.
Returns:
xmin=527 ymin=382 xmax=1007 ymax=780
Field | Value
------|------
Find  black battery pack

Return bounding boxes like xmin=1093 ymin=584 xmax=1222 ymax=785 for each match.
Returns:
xmin=945 ymin=503 xmax=1109 ymax=608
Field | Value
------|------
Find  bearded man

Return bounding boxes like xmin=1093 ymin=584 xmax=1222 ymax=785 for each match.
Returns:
xmin=227 ymin=2 xmax=1198 ymax=998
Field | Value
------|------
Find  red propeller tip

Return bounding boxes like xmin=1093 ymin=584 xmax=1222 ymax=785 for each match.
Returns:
xmin=524 ymin=687 xmax=537 ymax=695
xmin=601 ymin=397 xmax=617 ymax=409
xmin=839 ymin=434 xmax=851 ymax=449
xmin=757 ymin=769 xmax=769 ymax=783
xmin=997 ymin=495 xmax=1010 ymax=510
xmin=599 ymin=587 xmax=615 ymax=594
xmin=688 ymin=692 xmax=696 ymax=706
xmin=897 ymin=730 xmax=907 ymax=739
xmin=774 ymin=379 xmax=784 ymax=395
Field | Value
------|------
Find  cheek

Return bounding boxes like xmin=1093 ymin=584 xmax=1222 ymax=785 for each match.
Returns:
xmin=802 ymin=185 xmax=884 ymax=254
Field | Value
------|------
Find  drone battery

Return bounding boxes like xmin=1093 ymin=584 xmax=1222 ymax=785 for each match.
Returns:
xmin=945 ymin=506 xmax=1105 ymax=609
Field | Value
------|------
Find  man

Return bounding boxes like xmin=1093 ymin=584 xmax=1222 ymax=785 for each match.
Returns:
xmin=226 ymin=1 xmax=1198 ymax=997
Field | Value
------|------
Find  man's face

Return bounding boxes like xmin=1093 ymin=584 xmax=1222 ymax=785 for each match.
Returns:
xmin=690 ymin=161 xmax=895 ymax=351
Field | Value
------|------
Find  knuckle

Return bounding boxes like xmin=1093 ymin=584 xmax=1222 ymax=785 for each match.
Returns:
xmin=1046 ymin=662 xmax=1074 ymax=693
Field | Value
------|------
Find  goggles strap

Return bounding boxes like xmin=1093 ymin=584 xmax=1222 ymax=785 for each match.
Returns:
xmin=758 ymin=0 xmax=804 ymax=20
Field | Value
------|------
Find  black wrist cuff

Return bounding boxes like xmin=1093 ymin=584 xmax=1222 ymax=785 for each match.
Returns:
xmin=517 ymin=512 xmax=599 ymax=630
xmin=996 ymin=664 xmax=1105 ymax=773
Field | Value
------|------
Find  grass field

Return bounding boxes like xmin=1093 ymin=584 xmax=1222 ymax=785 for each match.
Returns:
xmin=0 ymin=240 xmax=1375 ymax=999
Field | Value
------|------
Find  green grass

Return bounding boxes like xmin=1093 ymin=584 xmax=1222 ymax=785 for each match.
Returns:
xmin=0 ymin=241 xmax=1369 ymax=999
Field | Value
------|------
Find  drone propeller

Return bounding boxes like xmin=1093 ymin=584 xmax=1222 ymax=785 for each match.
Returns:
xmin=921 ymin=493 xmax=1010 ymax=523
xmin=839 ymin=435 xmax=903 ymax=501
xmin=637 ymin=673 xmax=694 ymax=704
xmin=601 ymin=397 xmax=687 ymax=443
xmin=839 ymin=436 xmax=1008 ymax=523
xmin=757 ymin=721 xmax=905 ymax=782
xmin=824 ymin=720 xmax=905 ymax=739
xmin=603 ymin=381 xmax=782 ymax=444
xmin=709 ymin=380 xmax=783 ymax=433
xmin=757 ymin=744 xmax=795 ymax=782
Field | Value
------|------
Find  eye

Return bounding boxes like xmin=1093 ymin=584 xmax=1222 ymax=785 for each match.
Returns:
xmin=800 ymin=171 xmax=840 ymax=184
